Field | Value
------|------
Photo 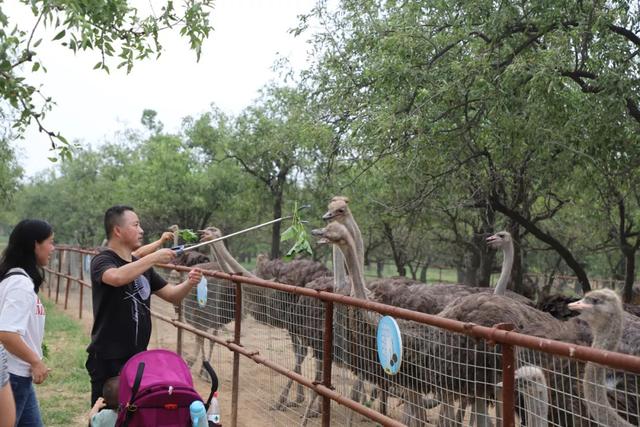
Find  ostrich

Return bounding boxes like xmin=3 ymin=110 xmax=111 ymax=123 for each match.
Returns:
xmin=496 ymin=365 xmax=549 ymax=427
xmin=201 ymin=227 xmax=336 ymax=410
xmin=430 ymin=231 xmax=556 ymax=427
xmin=568 ymin=290 xmax=635 ymax=427
xmin=506 ymin=291 xmax=639 ymax=427
xmin=177 ymin=227 xmax=238 ymax=377
xmin=515 ymin=290 xmax=640 ymax=426
xmin=311 ymin=221 xmax=465 ymax=426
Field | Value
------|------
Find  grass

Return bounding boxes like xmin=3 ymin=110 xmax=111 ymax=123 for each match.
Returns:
xmin=38 ymin=297 xmax=91 ymax=427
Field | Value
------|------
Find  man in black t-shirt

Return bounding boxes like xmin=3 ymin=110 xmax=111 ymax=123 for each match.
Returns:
xmin=86 ymin=205 xmax=202 ymax=406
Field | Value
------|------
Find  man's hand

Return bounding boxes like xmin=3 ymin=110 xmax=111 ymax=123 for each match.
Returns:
xmin=152 ymin=248 xmax=177 ymax=265
xmin=31 ymin=359 xmax=49 ymax=384
xmin=187 ymin=268 xmax=203 ymax=286
xmin=160 ymin=231 xmax=174 ymax=243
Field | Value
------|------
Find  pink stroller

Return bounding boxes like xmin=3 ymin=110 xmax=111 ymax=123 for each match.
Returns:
xmin=115 ymin=349 xmax=219 ymax=427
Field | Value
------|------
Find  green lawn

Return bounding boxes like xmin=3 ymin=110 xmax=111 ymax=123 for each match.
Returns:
xmin=38 ymin=297 xmax=91 ymax=427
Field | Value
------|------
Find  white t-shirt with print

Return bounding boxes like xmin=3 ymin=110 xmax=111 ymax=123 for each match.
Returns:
xmin=0 ymin=268 xmax=46 ymax=377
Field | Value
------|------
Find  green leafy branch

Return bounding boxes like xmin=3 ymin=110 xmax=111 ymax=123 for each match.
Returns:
xmin=177 ymin=228 xmax=199 ymax=243
xmin=280 ymin=202 xmax=313 ymax=261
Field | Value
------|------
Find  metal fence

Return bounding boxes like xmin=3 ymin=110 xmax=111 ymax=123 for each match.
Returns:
xmin=45 ymin=247 xmax=640 ymax=426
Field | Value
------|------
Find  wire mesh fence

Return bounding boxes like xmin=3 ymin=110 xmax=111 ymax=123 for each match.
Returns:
xmin=44 ymin=247 xmax=640 ymax=427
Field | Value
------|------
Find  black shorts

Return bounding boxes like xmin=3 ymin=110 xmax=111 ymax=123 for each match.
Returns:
xmin=85 ymin=354 xmax=129 ymax=407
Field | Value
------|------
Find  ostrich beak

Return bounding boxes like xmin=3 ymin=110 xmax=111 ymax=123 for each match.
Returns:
xmin=486 ymin=234 xmax=499 ymax=244
xmin=322 ymin=211 xmax=334 ymax=221
xmin=311 ymin=228 xmax=329 ymax=244
xmin=568 ymin=299 xmax=590 ymax=311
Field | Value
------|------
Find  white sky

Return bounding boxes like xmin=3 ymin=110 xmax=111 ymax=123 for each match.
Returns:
xmin=8 ymin=0 xmax=318 ymax=176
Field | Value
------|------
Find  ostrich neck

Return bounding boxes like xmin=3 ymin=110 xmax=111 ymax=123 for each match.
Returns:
xmin=338 ymin=236 xmax=368 ymax=301
xmin=583 ymin=313 xmax=630 ymax=426
xmin=343 ymin=213 xmax=364 ymax=267
xmin=494 ymin=241 xmax=514 ymax=296
xmin=333 ymin=247 xmax=348 ymax=295
xmin=525 ymin=386 xmax=549 ymax=427
xmin=211 ymin=240 xmax=256 ymax=278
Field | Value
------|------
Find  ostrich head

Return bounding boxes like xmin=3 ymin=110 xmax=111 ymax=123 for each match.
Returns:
xmin=322 ymin=196 xmax=351 ymax=222
xmin=514 ymin=365 xmax=547 ymax=393
xmin=198 ymin=226 xmax=222 ymax=242
xmin=312 ymin=221 xmax=350 ymax=247
xmin=168 ymin=224 xmax=180 ymax=233
xmin=497 ymin=365 xmax=546 ymax=389
xmin=568 ymin=289 xmax=624 ymax=332
xmin=486 ymin=231 xmax=512 ymax=250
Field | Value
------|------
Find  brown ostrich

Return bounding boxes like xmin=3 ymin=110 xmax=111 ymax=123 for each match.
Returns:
xmin=201 ymin=227 xmax=334 ymax=410
xmin=311 ymin=221 xmax=461 ymax=426
xmin=176 ymin=227 xmax=236 ymax=377
xmin=428 ymin=230 xmax=555 ymax=427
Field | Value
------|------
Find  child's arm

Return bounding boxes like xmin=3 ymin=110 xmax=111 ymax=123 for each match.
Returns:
xmin=89 ymin=397 xmax=106 ymax=419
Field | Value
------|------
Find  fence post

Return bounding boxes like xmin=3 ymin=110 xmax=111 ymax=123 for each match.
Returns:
xmin=321 ymin=301 xmax=334 ymax=427
xmin=79 ymin=254 xmax=85 ymax=320
xmin=176 ymin=303 xmax=184 ymax=356
xmin=231 ymin=281 xmax=243 ymax=427
xmin=55 ymin=250 xmax=65 ymax=303
xmin=497 ymin=323 xmax=516 ymax=427
xmin=63 ymin=252 xmax=72 ymax=310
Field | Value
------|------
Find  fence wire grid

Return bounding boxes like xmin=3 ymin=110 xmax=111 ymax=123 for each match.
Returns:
xmin=44 ymin=247 xmax=640 ymax=427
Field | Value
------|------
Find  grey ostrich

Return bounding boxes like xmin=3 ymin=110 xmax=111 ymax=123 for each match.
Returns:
xmin=568 ymin=290 xmax=635 ymax=427
xmin=496 ymin=365 xmax=549 ymax=427
xmin=507 ymin=290 xmax=639 ymax=427
xmin=515 ymin=289 xmax=640 ymax=427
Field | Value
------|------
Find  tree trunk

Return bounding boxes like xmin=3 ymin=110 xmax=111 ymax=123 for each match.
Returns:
xmin=464 ymin=250 xmax=479 ymax=286
xmin=509 ymin=224 xmax=524 ymax=295
xmin=490 ymin=195 xmax=591 ymax=292
xmin=382 ymin=222 xmax=407 ymax=277
xmin=622 ymin=247 xmax=636 ymax=303
xmin=376 ymin=259 xmax=385 ymax=278
xmin=270 ymin=189 xmax=283 ymax=259
xmin=408 ymin=263 xmax=418 ymax=280
xmin=420 ymin=263 xmax=428 ymax=283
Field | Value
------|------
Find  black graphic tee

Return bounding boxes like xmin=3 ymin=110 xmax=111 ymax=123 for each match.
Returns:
xmin=87 ymin=249 xmax=167 ymax=359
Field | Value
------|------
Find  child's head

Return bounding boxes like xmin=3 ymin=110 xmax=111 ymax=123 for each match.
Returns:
xmin=102 ymin=376 xmax=119 ymax=409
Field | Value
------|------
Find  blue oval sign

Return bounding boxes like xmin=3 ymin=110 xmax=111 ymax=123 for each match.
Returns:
xmin=197 ymin=277 xmax=208 ymax=307
xmin=376 ymin=316 xmax=402 ymax=375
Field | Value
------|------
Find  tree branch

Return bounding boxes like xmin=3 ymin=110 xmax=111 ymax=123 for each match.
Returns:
xmin=609 ymin=24 xmax=640 ymax=47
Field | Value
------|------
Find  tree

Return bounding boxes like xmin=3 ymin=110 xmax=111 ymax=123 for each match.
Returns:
xmin=300 ymin=0 xmax=640 ymax=293
xmin=0 ymin=0 xmax=214 ymax=157
xmin=0 ymin=138 xmax=23 ymax=207
xmin=188 ymin=88 xmax=334 ymax=258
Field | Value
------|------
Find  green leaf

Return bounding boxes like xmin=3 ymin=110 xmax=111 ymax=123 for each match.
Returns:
xmin=177 ymin=229 xmax=199 ymax=243
xmin=32 ymin=62 xmax=40 ymax=72
xmin=52 ymin=30 xmax=65 ymax=41
xmin=280 ymin=225 xmax=296 ymax=242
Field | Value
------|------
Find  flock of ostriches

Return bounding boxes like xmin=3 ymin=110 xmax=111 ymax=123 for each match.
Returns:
xmin=164 ymin=197 xmax=640 ymax=427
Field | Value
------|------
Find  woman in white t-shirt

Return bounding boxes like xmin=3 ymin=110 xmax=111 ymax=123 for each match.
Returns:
xmin=0 ymin=219 xmax=55 ymax=427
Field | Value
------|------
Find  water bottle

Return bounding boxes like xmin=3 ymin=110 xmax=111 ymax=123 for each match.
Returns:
xmin=189 ymin=400 xmax=208 ymax=427
xmin=207 ymin=391 xmax=221 ymax=426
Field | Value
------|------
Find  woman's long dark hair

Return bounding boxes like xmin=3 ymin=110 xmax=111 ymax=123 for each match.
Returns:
xmin=0 ymin=219 xmax=53 ymax=293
